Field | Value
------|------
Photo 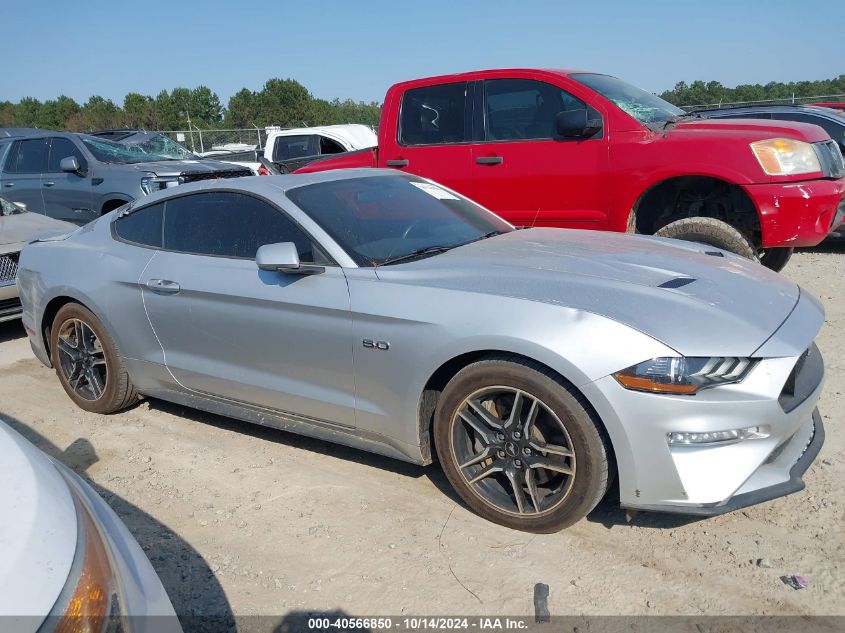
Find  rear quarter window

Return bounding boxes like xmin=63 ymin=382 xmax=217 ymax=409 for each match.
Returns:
xmin=113 ymin=203 xmax=164 ymax=248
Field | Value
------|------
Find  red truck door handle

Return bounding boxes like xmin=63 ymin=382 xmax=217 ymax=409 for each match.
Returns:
xmin=386 ymin=159 xmax=409 ymax=167
xmin=476 ymin=156 xmax=503 ymax=165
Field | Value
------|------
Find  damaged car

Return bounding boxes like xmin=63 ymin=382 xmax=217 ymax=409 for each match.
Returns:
xmin=17 ymin=170 xmax=826 ymax=532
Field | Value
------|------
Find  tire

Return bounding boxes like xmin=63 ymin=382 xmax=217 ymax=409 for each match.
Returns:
xmin=434 ymin=356 xmax=611 ymax=533
xmin=758 ymin=247 xmax=794 ymax=272
xmin=654 ymin=217 xmax=757 ymax=261
xmin=49 ymin=303 xmax=138 ymax=414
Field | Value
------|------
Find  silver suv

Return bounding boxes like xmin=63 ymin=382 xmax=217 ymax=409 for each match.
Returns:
xmin=0 ymin=130 xmax=252 ymax=224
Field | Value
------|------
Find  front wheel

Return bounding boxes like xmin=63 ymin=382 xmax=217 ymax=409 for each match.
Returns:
xmin=758 ymin=247 xmax=793 ymax=272
xmin=654 ymin=217 xmax=757 ymax=261
xmin=50 ymin=303 xmax=138 ymax=413
xmin=434 ymin=357 xmax=611 ymax=533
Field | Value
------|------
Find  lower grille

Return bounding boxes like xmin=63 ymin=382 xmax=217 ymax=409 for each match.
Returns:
xmin=180 ymin=169 xmax=252 ymax=184
xmin=0 ymin=297 xmax=22 ymax=317
xmin=0 ymin=252 xmax=19 ymax=283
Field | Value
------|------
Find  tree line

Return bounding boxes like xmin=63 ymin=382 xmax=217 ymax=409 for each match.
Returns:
xmin=0 ymin=78 xmax=381 ymax=132
xmin=660 ymin=75 xmax=845 ymax=107
xmin=2 ymin=75 xmax=843 ymax=133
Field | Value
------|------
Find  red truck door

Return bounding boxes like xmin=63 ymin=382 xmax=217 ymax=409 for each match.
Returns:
xmin=380 ymin=81 xmax=474 ymax=196
xmin=469 ymin=78 xmax=609 ymax=229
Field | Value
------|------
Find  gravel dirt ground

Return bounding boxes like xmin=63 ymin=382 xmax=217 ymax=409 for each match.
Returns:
xmin=0 ymin=244 xmax=843 ymax=622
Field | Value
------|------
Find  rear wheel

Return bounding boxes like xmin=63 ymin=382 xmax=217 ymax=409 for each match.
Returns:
xmin=434 ymin=357 xmax=611 ymax=533
xmin=50 ymin=303 xmax=137 ymax=413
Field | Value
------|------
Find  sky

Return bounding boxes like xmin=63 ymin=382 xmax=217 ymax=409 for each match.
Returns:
xmin=2 ymin=0 xmax=842 ymax=107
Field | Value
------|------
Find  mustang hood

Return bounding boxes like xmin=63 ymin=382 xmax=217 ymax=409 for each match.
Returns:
xmin=0 ymin=421 xmax=76 ymax=619
xmin=380 ymin=228 xmax=803 ymax=357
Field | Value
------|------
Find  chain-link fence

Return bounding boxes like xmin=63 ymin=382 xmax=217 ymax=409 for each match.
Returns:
xmin=682 ymin=93 xmax=845 ymax=110
xmin=157 ymin=126 xmax=289 ymax=154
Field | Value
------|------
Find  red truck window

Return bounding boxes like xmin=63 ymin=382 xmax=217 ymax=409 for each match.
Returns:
xmin=399 ymin=82 xmax=470 ymax=146
xmin=483 ymin=79 xmax=597 ymax=141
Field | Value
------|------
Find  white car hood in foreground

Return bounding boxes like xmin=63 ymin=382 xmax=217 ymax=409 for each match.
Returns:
xmin=0 ymin=421 xmax=76 ymax=618
xmin=0 ymin=213 xmax=76 ymax=252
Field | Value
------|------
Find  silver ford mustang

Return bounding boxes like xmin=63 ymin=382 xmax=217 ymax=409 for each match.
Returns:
xmin=17 ymin=170 xmax=825 ymax=533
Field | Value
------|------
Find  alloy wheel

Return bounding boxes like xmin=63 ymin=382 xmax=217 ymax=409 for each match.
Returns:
xmin=450 ymin=386 xmax=576 ymax=516
xmin=56 ymin=318 xmax=108 ymax=401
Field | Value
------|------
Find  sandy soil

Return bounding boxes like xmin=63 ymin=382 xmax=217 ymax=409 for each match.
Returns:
xmin=0 ymin=244 xmax=842 ymax=620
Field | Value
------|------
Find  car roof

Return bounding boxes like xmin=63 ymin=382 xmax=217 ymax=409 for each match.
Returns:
xmin=125 ymin=168 xmax=404 ymax=210
xmin=694 ymin=104 xmax=844 ymax=119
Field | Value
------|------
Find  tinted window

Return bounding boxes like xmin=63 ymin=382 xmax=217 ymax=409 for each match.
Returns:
xmin=484 ymin=79 xmax=597 ymax=141
xmin=273 ymin=135 xmax=319 ymax=161
xmin=771 ymin=113 xmax=845 ymax=146
xmin=399 ymin=82 xmax=469 ymax=146
xmin=47 ymin=137 xmax=87 ymax=173
xmin=319 ymin=136 xmax=345 ymax=154
xmin=114 ymin=203 xmax=163 ymax=247
xmin=286 ymin=174 xmax=512 ymax=266
xmin=7 ymin=138 xmax=49 ymax=173
xmin=162 ymin=191 xmax=319 ymax=261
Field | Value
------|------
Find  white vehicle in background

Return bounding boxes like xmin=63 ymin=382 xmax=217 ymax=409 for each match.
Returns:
xmin=0 ymin=420 xmax=180 ymax=632
xmin=257 ymin=124 xmax=377 ymax=174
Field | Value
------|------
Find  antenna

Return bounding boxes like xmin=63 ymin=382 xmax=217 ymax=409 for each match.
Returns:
xmin=530 ymin=207 xmax=541 ymax=227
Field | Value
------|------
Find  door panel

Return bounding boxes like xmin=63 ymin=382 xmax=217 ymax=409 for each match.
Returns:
xmin=42 ymin=137 xmax=94 ymax=222
xmin=142 ymin=252 xmax=356 ymax=426
xmin=470 ymin=78 xmax=609 ymax=228
xmin=382 ymin=81 xmax=474 ymax=197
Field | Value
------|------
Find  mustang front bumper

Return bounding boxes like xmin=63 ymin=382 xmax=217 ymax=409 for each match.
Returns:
xmin=581 ymin=291 xmax=826 ymax=516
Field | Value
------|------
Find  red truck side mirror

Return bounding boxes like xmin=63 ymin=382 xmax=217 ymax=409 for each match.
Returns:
xmin=555 ymin=109 xmax=601 ymax=139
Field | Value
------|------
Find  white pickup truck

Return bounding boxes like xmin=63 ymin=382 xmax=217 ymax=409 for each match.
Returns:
xmin=209 ymin=124 xmax=378 ymax=174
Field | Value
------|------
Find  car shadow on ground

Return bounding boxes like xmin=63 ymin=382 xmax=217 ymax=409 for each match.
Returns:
xmin=804 ymin=239 xmax=845 ymax=254
xmin=0 ymin=319 xmax=25 ymax=344
xmin=0 ymin=413 xmax=236 ymax=633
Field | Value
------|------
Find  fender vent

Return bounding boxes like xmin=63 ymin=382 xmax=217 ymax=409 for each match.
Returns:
xmin=658 ymin=277 xmax=696 ymax=289
xmin=704 ymin=251 xmax=725 ymax=257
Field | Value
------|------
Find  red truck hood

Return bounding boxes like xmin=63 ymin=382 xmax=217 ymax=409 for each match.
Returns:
xmin=668 ymin=118 xmax=831 ymax=143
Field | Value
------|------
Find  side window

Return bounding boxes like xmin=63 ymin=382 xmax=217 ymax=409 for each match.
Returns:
xmin=399 ymin=82 xmax=469 ymax=146
xmin=162 ymin=191 xmax=321 ymax=262
xmin=484 ymin=79 xmax=599 ymax=141
xmin=47 ymin=138 xmax=88 ymax=173
xmin=319 ymin=136 xmax=345 ymax=154
xmin=7 ymin=138 xmax=49 ymax=173
xmin=273 ymin=135 xmax=319 ymax=161
xmin=113 ymin=203 xmax=163 ymax=247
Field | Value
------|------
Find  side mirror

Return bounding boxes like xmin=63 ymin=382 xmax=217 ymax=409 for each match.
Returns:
xmin=256 ymin=242 xmax=324 ymax=275
xmin=60 ymin=156 xmax=83 ymax=175
xmin=555 ymin=109 xmax=601 ymax=139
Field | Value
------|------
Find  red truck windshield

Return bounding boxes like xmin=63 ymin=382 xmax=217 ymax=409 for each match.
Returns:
xmin=571 ymin=73 xmax=684 ymax=125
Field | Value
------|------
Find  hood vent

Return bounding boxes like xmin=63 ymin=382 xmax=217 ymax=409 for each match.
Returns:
xmin=658 ymin=277 xmax=696 ymax=289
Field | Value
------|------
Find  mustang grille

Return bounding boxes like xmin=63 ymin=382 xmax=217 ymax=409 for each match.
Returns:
xmin=0 ymin=252 xmax=19 ymax=283
xmin=180 ymin=169 xmax=252 ymax=184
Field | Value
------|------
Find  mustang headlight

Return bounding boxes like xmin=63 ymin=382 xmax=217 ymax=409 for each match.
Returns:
xmin=140 ymin=174 xmax=183 ymax=195
xmin=750 ymin=138 xmax=821 ymax=176
xmin=613 ymin=357 xmax=755 ymax=395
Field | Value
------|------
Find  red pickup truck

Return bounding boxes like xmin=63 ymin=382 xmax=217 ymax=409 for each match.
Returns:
xmin=296 ymin=69 xmax=845 ymax=270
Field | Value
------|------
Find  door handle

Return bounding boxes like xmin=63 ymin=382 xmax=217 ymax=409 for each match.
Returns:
xmin=146 ymin=279 xmax=181 ymax=295
xmin=476 ymin=156 xmax=503 ymax=166
xmin=386 ymin=159 xmax=409 ymax=167
xmin=2 ymin=183 xmax=13 ymax=188
xmin=43 ymin=181 xmax=55 ymax=187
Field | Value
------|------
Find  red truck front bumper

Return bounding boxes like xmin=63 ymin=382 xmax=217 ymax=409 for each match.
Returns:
xmin=745 ymin=177 xmax=845 ymax=248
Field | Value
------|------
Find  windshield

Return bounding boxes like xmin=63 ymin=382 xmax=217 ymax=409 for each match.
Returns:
xmin=286 ymin=174 xmax=513 ymax=266
xmin=0 ymin=196 xmax=25 ymax=216
xmin=81 ymin=134 xmax=196 ymax=164
xmin=571 ymin=73 xmax=685 ymax=125
xmin=117 ymin=132 xmax=198 ymax=160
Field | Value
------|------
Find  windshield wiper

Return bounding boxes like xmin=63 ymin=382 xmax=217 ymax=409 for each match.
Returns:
xmin=661 ymin=112 xmax=706 ymax=130
xmin=378 ymin=245 xmax=455 ymax=266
